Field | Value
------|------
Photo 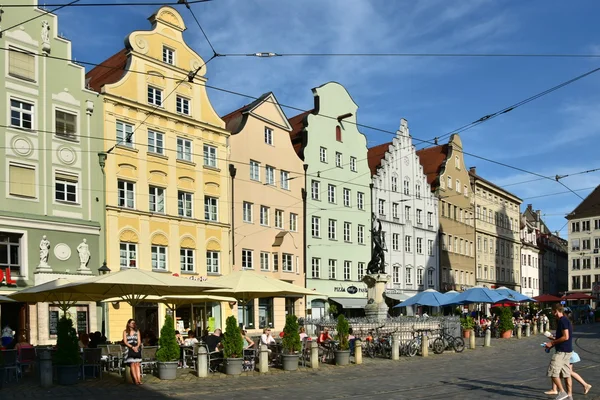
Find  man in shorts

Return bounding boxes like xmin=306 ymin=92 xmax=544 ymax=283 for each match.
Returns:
xmin=545 ymin=303 xmax=573 ymax=400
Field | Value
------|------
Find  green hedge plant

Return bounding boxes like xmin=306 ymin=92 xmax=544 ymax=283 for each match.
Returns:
xmin=54 ymin=316 xmax=80 ymax=366
xmin=222 ymin=315 xmax=243 ymax=359
xmin=336 ymin=314 xmax=350 ymax=351
xmin=281 ymin=315 xmax=301 ymax=354
xmin=498 ymin=307 xmax=515 ymax=333
xmin=460 ymin=316 xmax=475 ymax=330
xmin=155 ymin=315 xmax=180 ymax=362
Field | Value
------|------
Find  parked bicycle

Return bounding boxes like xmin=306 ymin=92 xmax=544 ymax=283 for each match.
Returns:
xmin=432 ymin=328 xmax=465 ymax=354
xmin=406 ymin=328 xmax=441 ymax=357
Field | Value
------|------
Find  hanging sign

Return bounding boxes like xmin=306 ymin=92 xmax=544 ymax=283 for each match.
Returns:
xmin=0 ymin=268 xmax=17 ymax=286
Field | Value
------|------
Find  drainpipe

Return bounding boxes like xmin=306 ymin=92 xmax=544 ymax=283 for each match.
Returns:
xmin=229 ymin=164 xmax=237 ymax=266
xmin=97 ymin=152 xmax=109 ymax=336
xmin=302 ymin=164 xmax=308 ymax=314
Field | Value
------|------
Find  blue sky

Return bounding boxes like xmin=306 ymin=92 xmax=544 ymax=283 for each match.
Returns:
xmin=53 ymin=0 xmax=600 ymax=236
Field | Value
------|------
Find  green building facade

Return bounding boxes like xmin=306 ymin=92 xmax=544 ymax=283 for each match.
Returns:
xmin=0 ymin=2 xmax=104 ymax=344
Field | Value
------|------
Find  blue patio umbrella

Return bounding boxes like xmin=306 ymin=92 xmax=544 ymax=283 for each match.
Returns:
xmin=444 ymin=290 xmax=460 ymax=298
xmin=494 ymin=287 xmax=536 ymax=303
xmin=441 ymin=286 xmax=510 ymax=305
xmin=394 ymin=289 xmax=450 ymax=308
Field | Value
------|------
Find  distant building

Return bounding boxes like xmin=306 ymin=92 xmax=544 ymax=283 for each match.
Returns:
xmin=565 ymin=185 xmax=600 ymax=302
xmin=417 ymin=135 xmax=475 ymax=292
xmin=520 ymin=213 xmax=541 ymax=297
xmin=368 ymin=119 xmax=439 ymax=303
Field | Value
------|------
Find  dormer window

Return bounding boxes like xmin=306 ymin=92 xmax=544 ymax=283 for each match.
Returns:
xmin=336 ymin=126 xmax=342 ymax=142
xmin=162 ymin=46 xmax=175 ymax=65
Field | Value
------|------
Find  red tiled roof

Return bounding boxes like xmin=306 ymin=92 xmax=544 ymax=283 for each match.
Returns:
xmin=288 ymin=110 xmax=312 ymax=159
xmin=416 ymin=144 xmax=448 ymax=189
xmin=221 ymin=93 xmax=272 ymax=134
xmin=85 ymin=49 xmax=129 ymax=93
xmin=367 ymin=142 xmax=391 ymax=176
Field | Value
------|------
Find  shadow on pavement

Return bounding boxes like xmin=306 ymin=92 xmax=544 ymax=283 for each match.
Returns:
xmin=439 ymin=377 xmax=548 ymax=399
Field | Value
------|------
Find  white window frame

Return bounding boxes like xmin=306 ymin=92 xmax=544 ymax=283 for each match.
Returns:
xmin=282 ymin=253 xmax=293 ymax=272
xmin=311 ymin=180 xmax=321 ymax=201
xmin=344 ymin=261 xmax=351 ymax=281
xmin=275 ymin=209 xmax=284 ymax=229
xmin=148 ymin=86 xmax=163 ymax=106
xmin=243 ymin=201 xmax=253 ymax=223
xmin=260 ymin=251 xmax=270 ymax=271
xmin=120 ymin=242 xmax=137 ymax=268
xmin=417 ymin=237 xmax=423 ymax=254
xmin=290 ymin=213 xmax=298 ymax=232
xmin=147 ymin=130 xmax=164 ymax=155
xmin=204 ymin=196 xmax=218 ymax=221
xmin=357 ymin=192 xmax=364 ymax=210
xmin=260 ymin=205 xmax=270 ymax=226
xmin=328 ymin=219 xmax=337 ymax=240
xmin=206 ymin=251 xmax=220 ymax=274
xmin=264 ymin=127 xmax=273 ymax=145
xmin=392 ymin=234 xmax=399 ymax=251
xmin=178 ymin=191 xmax=193 ymax=218
xmin=280 ymin=170 xmax=289 ymax=190
xmin=149 ymin=186 xmax=165 ymax=213
xmin=203 ymin=145 xmax=217 ymax=168
xmin=118 ymin=180 xmax=135 ymax=209
xmin=55 ymin=173 xmax=78 ymax=204
xmin=176 ymin=96 xmax=190 ymax=115
xmin=343 ymin=222 xmax=351 ymax=242
xmin=265 ymin=165 xmax=275 ymax=185
xmin=358 ymin=262 xmax=365 ymax=280
xmin=405 ymin=235 xmax=412 ymax=252
xmin=319 ymin=147 xmax=328 ymax=163
xmin=358 ymin=225 xmax=365 ymax=244
xmin=54 ymin=109 xmax=78 ymax=140
xmin=343 ymin=188 xmax=351 ymax=207
xmin=10 ymin=98 xmax=34 ymax=130
xmin=335 ymin=152 xmax=342 ymax=168
xmin=250 ymin=160 xmax=260 ymax=181
xmin=116 ymin=120 xmax=134 ymax=148
xmin=312 ymin=216 xmax=321 ymax=238
xmin=151 ymin=245 xmax=167 ymax=271
xmin=180 ymin=248 xmax=195 ymax=273
xmin=176 ymin=137 xmax=192 ymax=161
xmin=162 ymin=46 xmax=175 ymax=65
xmin=311 ymin=258 xmax=321 ymax=278
xmin=242 ymin=249 xmax=253 ymax=269
xmin=378 ymin=199 xmax=385 ymax=215
xmin=329 ymin=259 xmax=337 ymax=279
xmin=350 ymin=156 xmax=357 ymax=172
xmin=328 ymin=184 xmax=336 ymax=203
xmin=405 ymin=267 xmax=412 ymax=284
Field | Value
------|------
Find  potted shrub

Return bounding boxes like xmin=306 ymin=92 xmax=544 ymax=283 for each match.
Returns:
xmin=460 ymin=316 xmax=475 ymax=338
xmin=222 ymin=315 xmax=244 ymax=375
xmin=334 ymin=314 xmax=350 ymax=366
xmin=54 ymin=315 xmax=81 ymax=385
xmin=499 ymin=307 xmax=514 ymax=339
xmin=155 ymin=315 xmax=180 ymax=380
xmin=281 ymin=315 xmax=301 ymax=371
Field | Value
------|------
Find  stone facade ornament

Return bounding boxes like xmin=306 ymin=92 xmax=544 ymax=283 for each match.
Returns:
xmin=77 ymin=239 xmax=92 ymax=274
xmin=37 ymin=235 xmax=52 ymax=271
xmin=41 ymin=20 xmax=50 ymax=54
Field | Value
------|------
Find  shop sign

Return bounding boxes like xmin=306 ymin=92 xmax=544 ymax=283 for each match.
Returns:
xmin=172 ymin=273 xmax=207 ymax=282
xmin=385 ymin=288 xmax=405 ymax=295
xmin=333 ymin=284 xmax=367 ymax=294
xmin=346 ymin=286 xmax=358 ymax=294
xmin=0 ymin=268 xmax=17 ymax=286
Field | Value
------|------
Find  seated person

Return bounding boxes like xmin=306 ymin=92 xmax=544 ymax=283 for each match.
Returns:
xmin=317 ymin=327 xmax=332 ymax=345
xmin=204 ymin=329 xmax=223 ymax=353
xmin=299 ymin=327 xmax=308 ymax=341
xmin=184 ymin=331 xmax=199 ymax=347
xmin=241 ymin=330 xmax=255 ymax=350
xmin=260 ymin=328 xmax=276 ymax=347
xmin=175 ymin=330 xmax=185 ymax=345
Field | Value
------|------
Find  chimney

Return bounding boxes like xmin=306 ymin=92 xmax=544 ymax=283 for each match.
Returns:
xmin=527 ymin=204 xmax=533 ymax=210
xmin=469 ymin=167 xmax=476 ymax=175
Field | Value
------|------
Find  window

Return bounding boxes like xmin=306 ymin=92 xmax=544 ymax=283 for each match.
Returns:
xmin=10 ymin=99 xmax=33 ymax=129
xmin=8 ymin=48 xmax=35 ymax=81
xmin=350 ymin=157 xmax=357 ymax=172
xmin=282 ymin=253 xmax=293 ymax=272
xmin=329 ymin=259 xmax=337 ymax=279
xmin=456 ymin=179 xmax=460 ymax=193
xmin=463 ymin=185 xmax=468 ymax=196
xmin=203 ymin=145 xmax=217 ymax=168
xmin=324 ymin=184 xmax=335 ymax=204
xmin=147 ymin=130 xmax=164 ymax=155
xmin=207 ymin=251 xmax=220 ymax=274
xmin=427 ymin=212 xmax=433 ymax=227
xmin=312 ymin=216 xmax=321 ymax=237
xmin=344 ymin=261 xmax=351 ymax=280
xmin=311 ymin=258 xmax=321 ymax=278
xmin=583 ymin=220 xmax=591 ymax=231
xmin=162 ymin=46 xmax=174 ymax=64
xmin=335 ymin=152 xmax=342 ymax=168
xmin=180 ymin=249 xmax=194 ymax=272
xmin=265 ymin=165 xmax=275 ymax=185
xmin=55 ymin=173 xmax=78 ymax=203
xmin=264 ymin=127 xmax=273 ymax=145
xmin=335 ymin=126 xmax=342 ymax=142
xmin=417 ymin=269 xmax=423 ymax=286
xmin=260 ymin=252 xmax=270 ymax=271
xmin=118 ymin=180 xmax=135 ymax=208
xmin=151 ymin=245 xmax=167 ymax=270
xmin=290 ymin=213 xmax=298 ymax=232
xmin=147 ymin=86 xmax=163 ymax=106
xmin=403 ymin=179 xmax=410 ymax=195
xmin=378 ymin=199 xmax=386 ymax=215
xmin=119 ymin=242 xmax=137 ymax=268
xmin=393 ymin=265 xmax=400 ymax=284
xmin=55 ymin=110 xmax=77 ymax=140
xmin=405 ymin=236 xmax=412 ymax=252
xmin=392 ymin=203 xmax=399 ymax=219
xmin=275 ymin=209 xmax=284 ymax=229
xmin=250 ymin=160 xmax=260 ymax=181
xmin=178 ymin=191 xmax=193 ymax=217
xmin=392 ymin=234 xmax=399 ymax=251
xmin=417 ymin=238 xmax=423 ymax=254
xmin=204 ymin=196 xmax=218 ymax=221
xmin=358 ymin=225 xmax=365 ymax=244
xmin=149 ymin=186 xmax=165 ymax=213
xmin=405 ymin=206 xmax=411 ymax=222
xmin=280 ymin=171 xmax=289 ymax=190
xmin=343 ymin=222 xmax=351 ymax=242
xmin=176 ymin=138 xmax=192 ymax=161
xmin=455 ymin=155 xmax=460 ymax=170
xmin=242 ymin=249 xmax=253 ymax=269
xmin=311 ymin=180 xmax=321 ymax=200
xmin=391 ymin=176 xmax=398 ymax=192
xmin=427 ymin=269 xmax=434 ymax=287
xmin=416 ymin=185 xmax=421 ymax=199
xmin=328 ymin=219 xmax=337 ymax=240
xmin=357 ymin=192 xmax=365 ymax=210
xmin=260 ymin=205 xmax=270 ymax=226
xmin=0 ymin=233 xmax=22 ymax=275
xmin=358 ymin=262 xmax=365 ymax=280
xmin=175 ymin=96 xmax=190 ymax=115
xmin=343 ymin=188 xmax=351 ymax=207
xmin=320 ymin=147 xmax=328 ymax=163
xmin=243 ymin=202 xmax=253 ymax=223
xmin=406 ymin=267 xmax=412 ymax=284
xmin=447 ymin=176 xmax=452 ymax=189
xmin=428 ymin=240 xmax=433 ymax=255
xmin=416 ymin=209 xmax=422 ymax=225
xmin=116 ymin=121 xmax=134 ymax=147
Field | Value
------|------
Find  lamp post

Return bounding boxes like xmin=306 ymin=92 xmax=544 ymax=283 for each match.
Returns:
xmin=98 ymin=261 xmax=111 ymax=336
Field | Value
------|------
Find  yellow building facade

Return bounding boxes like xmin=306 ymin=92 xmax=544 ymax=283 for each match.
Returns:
xmin=87 ymin=7 xmax=231 ymax=341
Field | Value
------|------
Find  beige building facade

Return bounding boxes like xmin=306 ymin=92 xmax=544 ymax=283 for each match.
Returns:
xmin=223 ymin=93 xmax=305 ymax=333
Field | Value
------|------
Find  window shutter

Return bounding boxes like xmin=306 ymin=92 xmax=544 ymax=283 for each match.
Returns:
xmin=9 ymin=164 xmax=36 ymax=197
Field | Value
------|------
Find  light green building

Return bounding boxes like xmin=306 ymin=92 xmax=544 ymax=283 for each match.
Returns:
xmin=289 ymin=82 xmax=372 ymax=318
xmin=0 ymin=2 xmax=104 ymax=344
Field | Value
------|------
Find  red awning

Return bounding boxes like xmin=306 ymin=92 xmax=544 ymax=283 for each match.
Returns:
xmin=533 ymin=294 xmax=562 ymax=302
xmin=563 ymin=293 xmax=595 ymax=300
xmin=492 ymin=302 xmax=518 ymax=308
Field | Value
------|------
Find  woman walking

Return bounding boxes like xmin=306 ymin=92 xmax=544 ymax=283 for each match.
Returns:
xmin=123 ymin=319 xmax=143 ymax=385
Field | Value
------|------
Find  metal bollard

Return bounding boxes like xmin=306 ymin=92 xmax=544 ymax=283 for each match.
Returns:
xmin=532 ymin=322 xmax=538 ymax=335
xmin=469 ymin=332 xmax=476 ymax=349
xmin=421 ymin=333 xmax=429 ymax=357
xmin=516 ymin=325 xmax=522 ymax=339
xmin=259 ymin=344 xmax=269 ymax=373
xmin=484 ymin=329 xmax=491 ymax=347
xmin=354 ymin=339 xmax=362 ymax=365
xmin=525 ymin=323 xmax=530 ymax=337
xmin=310 ymin=340 xmax=319 ymax=369
xmin=196 ymin=346 xmax=208 ymax=378
xmin=38 ymin=349 xmax=53 ymax=388
xmin=391 ymin=334 xmax=400 ymax=360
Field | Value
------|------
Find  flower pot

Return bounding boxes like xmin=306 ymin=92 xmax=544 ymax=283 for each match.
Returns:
xmin=281 ymin=354 xmax=299 ymax=371
xmin=463 ymin=329 xmax=472 ymax=339
xmin=501 ymin=330 xmax=512 ymax=339
xmin=57 ymin=365 xmax=79 ymax=385
xmin=334 ymin=350 xmax=350 ymax=366
xmin=224 ymin=358 xmax=243 ymax=375
xmin=157 ymin=361 xmax=178 ymax=380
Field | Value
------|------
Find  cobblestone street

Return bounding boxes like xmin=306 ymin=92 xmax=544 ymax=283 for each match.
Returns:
xmin=3 ymin=324 xmax=599 ymax=399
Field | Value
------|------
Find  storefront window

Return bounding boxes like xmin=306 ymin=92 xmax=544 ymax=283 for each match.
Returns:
xmin=285 ymin=298 xmax=295 ymax=316
xmin=238 ymin=299 xmax=255 ymax=329
xmin=259 ymin=298 xmax=274 ymax=329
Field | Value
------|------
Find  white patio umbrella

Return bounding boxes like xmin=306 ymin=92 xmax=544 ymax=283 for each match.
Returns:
xmin=0 ymin=295 xmax=16 ymax=303
xmin=103 ymin=294 xmax=237 ymax=310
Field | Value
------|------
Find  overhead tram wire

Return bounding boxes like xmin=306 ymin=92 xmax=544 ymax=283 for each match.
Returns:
xmin=233 ymin=52 xmax=600 ymax=59
xmin=0 ymin=0 xmax=80 ymax=36
xmin=179 ymin=0 xmax=220 ymax=57
xmin=0 ymin=0 xmax=211 ymax=7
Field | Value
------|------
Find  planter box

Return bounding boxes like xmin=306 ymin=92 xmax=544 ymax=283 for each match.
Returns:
xmin=224 ymin=358 xmax=243 ymax=375
xmin=57 ymin=365 xmax=79 ymax=385
xmin=501 ymin=330 xmax=512 ymax=339
xmin=281 ymin=354 xmax=299 ymax=371
xmin=334 ymin=350 xmax=350 ymax=366
xmin=462 ymin=329 xmax=472 ymax=339
xmin=157 ymin=362 xmax=178 ymax=380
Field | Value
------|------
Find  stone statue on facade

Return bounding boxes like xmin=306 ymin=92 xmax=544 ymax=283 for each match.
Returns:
xmin=41 ymin=20 xmax=50 ymax=54
xmin=366 ymin=214 xmax=387 ymax=275
xmin=77 ymin=239 xmax=91 ymax=269
xmin=39 ymin=235 xmax=50 ymax=268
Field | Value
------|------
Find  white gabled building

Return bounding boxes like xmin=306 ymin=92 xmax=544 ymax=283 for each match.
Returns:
xmin=368 ymin=119 xmax=440 ymax=303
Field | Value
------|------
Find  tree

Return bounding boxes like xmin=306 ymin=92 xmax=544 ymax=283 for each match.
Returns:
xmin=155 ymin=315 xmax=180 ymax=362
xmin=336 ymin=314 xmax=350 ymax=351
xmin=281 ymin=315 xmax=301 ymax=354
xmin=222 ymin=315 xmax=243 ymax=359
xmin=54 ymin=316 xmax=80 ymax=365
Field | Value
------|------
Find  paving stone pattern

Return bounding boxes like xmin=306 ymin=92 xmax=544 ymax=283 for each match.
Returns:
xmin=2 ymin=324 xmax=599 ymax=399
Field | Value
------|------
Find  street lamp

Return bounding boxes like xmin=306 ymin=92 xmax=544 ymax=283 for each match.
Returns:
xmin=98 ymin=261 xmax=111 ymax=275
xmin=98 ymin=261 xmax=111 ymax=337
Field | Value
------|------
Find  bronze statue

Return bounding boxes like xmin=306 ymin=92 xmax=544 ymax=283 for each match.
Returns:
xmin=366 ymin=214 xmax=387 ymax=274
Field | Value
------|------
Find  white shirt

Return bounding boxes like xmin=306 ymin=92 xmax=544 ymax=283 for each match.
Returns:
xmin=260 ymin=333 xmax=275 ymax=345
xmin=184 ymin=337 xmax=198 ymax=347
